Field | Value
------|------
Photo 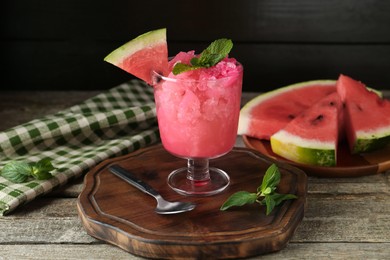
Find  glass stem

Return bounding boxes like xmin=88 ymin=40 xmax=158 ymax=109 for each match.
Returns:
xmin=187 ymin=159 xmax=210 ymax=182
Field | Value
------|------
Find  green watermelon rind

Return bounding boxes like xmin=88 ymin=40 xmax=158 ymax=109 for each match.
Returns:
xmin=104 ymin=28 xmax=166 ymax=64
xmin=271 ymin=130 xmax=337 ymax=166
xmin=353 ymin=127 xmax=390 ymax=153
xmin=238 ymin=79 xmax=336 ymax=135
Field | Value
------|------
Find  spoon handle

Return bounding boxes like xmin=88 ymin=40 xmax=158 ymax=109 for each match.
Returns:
xmin=108 ymin=165 xmax=159 ymax=198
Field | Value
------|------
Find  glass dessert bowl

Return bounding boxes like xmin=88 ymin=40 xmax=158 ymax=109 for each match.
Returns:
xmin=152 ymin=55 xmax=243 ymax=196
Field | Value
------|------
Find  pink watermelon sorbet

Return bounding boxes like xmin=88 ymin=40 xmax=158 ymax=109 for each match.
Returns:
xmin=153 ymin=51 xmax=243 ymax=158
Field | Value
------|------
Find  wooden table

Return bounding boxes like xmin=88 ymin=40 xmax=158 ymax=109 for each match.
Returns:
xmin=0 ymin=91 xmax=389 ymax=259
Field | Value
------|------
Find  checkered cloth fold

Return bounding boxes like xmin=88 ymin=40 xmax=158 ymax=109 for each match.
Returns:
xmin=0 ymin=80 xmax=159 ymax=215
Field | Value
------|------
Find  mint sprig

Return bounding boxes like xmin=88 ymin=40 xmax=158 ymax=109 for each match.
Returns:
xmin=172 ymin=38 xmax=233 ymax=75
xmin=1 ymin=158 xmax=56 ymax=183
xmin=220 ymin=164 xmax=297 ymax=215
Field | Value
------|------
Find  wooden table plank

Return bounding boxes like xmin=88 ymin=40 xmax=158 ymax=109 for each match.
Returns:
xmin=0 ymin=243 xmax=389 ymax=260
xmin=2 ymin=191 xmax=389 ymax=244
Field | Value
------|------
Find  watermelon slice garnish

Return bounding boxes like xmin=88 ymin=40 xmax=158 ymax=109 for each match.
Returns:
xmin=104 ymin=28 xmax=168 ymax=85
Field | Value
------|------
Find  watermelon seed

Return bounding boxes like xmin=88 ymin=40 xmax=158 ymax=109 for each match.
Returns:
xmin=288 ymin=114 xmax=295 ymax=119
xmin=311 ymin=114 xmax=324 ymax=125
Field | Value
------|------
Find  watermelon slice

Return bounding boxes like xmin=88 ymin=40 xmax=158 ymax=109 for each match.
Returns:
xmin=270 ymin=92 xmax=342 ymax=166
xmin=337 ymin=74 xmax=390 ymax=153
xmin=238 ymin=80 xmax=336 ymax=140
xmin=104 ymin=28 xmax=168 ymax=85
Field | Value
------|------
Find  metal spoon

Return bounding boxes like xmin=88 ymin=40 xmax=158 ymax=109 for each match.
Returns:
xmin=108 ymin=164 xmax=195 ymax=214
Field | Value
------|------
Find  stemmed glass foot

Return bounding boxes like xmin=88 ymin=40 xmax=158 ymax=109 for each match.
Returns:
xmin=167 ymin=158 xmax=230 ymax=196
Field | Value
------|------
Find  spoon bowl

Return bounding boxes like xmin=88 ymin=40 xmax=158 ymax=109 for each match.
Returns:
xmin=154 ymin=196 xmax=195 ymax=214
xmin=109 ymin=165 xmax=195 ymax=214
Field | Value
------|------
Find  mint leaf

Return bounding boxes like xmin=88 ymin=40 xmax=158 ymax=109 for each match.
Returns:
xmin=220 ymin=191 xmax=257 ymax=210
xmin=172 ymin=38 xmax=233 ymax=75
xmin=32 ymin=170 xmax=53 ymax=180
xmin=261 ymin=193 xmax=297 ymax=215
xmin=1 ymin=158 xmax=56 ymax=183
xmin=265 ymin=195 xmax=276 ymax=215
xmin=262 ymin=187 xmax=272 ymax=195
xmin=31 ymin=158 xmax=56 ymax=180
xmin=198 ymin=38 xmax=233 ymax=67
xmin=259 ymin=163 xmax=280 ymax=193
xmin=1 ymin=161 xmax=32 ymax=183
xmin=221 ymin=164 xmax=297 ymax=215
xmin=270 ymin=193 xmax=298 ymax=206
xmin=35 ymin=158 xmax=56 ymax=172
xmin=190 ymin=57 xmax=201 ymax=67
xmin=172 ymin=62 xmax=201 ymax=75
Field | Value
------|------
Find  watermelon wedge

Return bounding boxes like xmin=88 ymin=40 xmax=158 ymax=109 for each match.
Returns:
xmin=104 ymin=28 xmax=168 ymax=85
xmin=270 ymin=93 xmax=342 ymax=166
xmin=238 ymin=80 xmax=336 ymax=140
xmin=337 ymin=74 xmax=390 ymax=153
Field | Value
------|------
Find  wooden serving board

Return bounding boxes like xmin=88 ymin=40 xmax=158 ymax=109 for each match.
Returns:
xmin=77 ymin=144 xmax=307 ymax=259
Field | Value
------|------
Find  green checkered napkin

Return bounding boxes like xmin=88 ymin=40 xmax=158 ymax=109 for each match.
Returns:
xmin=0 ymin=80 xmax=159 ymax=215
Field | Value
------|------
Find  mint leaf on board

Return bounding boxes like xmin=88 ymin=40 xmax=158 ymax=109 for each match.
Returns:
xmin=259 ymin=163 xmax=280 ymax=194
xmin=220 ymin=164 xmax=297 ymax=215
xmin=265 ymin=195 xmax=276 ymax=215
xmin=1 ymin=158 xmax=56 ymax=183
xmin=269 ymin=193 xmax=298 ymax=206
xmin=172 ymin=38 xmax=233 ymax=75
xmin=220 ymin=191 xmax=257 ymax=211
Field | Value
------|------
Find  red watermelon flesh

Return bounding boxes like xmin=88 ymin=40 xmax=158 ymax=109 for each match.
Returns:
xmin=238 ymin=81 xmax=336 ymax=140
xmin=118 ymin=43 xmax=168 ymax=85
xmin=277 ymin=92 xmax=343 ymax=143
xmin=336 ymin=74 xmax=390 ymax=153
xmin=104 ymin=28 xmax=168 ymax=86
xmin=270 ymin=92 xmax=342 ymax=166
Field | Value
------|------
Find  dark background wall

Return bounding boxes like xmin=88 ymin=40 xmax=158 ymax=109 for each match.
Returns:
xmin=2 ymin=0 xmax=390 ymax=92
